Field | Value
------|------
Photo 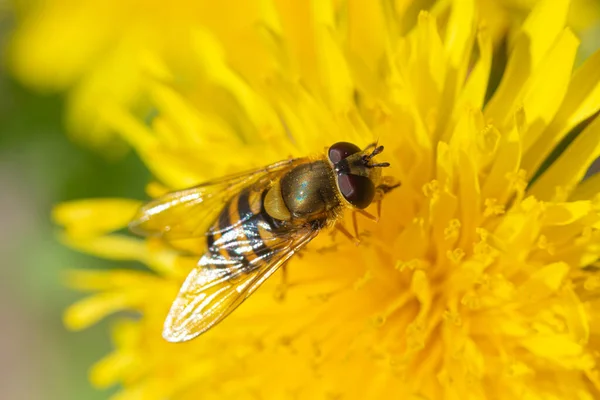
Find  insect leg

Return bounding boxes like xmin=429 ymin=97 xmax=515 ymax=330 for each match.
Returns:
xmin=375 ymin=182 xmax=401 ymax=197
xmin=373 ymin=179 xmax=401 ymax=203
xmin=356 ymin=209 xmax=378 ymax=222
xmin=352 ymin=211 xmax=359 ymax=239
xmin=335 ymin=223 xmax=360 ymax=246
xmin=352 ymin=208 xmax=378 ymax=240
xmin=371 ymin=178 xmax=401 ymax=219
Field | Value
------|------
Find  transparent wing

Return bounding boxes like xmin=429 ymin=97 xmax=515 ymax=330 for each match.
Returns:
xmin=129 ymin=158 xmax=305 ymax=240
xmin=162 ymin=227 xmax=319 ymax=342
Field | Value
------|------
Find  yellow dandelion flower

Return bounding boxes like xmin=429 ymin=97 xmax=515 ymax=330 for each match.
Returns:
xmin=54 ymin=0 xmax=600 ymax=398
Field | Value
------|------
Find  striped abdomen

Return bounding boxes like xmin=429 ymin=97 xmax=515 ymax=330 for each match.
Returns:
xmin=200 ymin=185 xmax=288 ymax=273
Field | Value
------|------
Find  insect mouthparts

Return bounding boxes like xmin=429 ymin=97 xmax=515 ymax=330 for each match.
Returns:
xmin=361 ymin=145 xmax=390 ymax=168
xmin=366 ymin=162 xmax=391 ymax=168
xmin=365 ymin=145 xmax=384 ymax=160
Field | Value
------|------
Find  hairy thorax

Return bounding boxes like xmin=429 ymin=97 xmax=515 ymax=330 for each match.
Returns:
xmin=264 ymin=160 xmax=340 ymax=222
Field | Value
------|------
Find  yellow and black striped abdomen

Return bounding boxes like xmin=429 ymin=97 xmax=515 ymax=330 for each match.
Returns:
xmin=200 ymin=185 xmax=290 ymax=275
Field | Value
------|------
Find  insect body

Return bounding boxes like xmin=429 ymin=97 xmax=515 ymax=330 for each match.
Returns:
xmin=130 ymin=142 xmax=397 ymax=342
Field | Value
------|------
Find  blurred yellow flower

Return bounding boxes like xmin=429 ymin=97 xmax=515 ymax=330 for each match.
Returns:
xmin=8 ymin=0 xmax=600 ymax=152
xmin=50 ymin=0 xmax=600 ymax=398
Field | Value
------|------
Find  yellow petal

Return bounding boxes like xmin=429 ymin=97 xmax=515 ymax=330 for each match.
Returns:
xmin=562 ymin=288 xmax=590 ymax=345
xmin=528 ymin=115 xmax=600 ymax=201
xmin=274 ymin=0 xmax=319 ymax=86
xmin=346 ymin=0 xmax=387 ymax=72
xmin=8 ymin=1 xmax=117 ymax=89
xmin=457 ymin=28 xmax=492 ymax=111
xmin=462 ymin=338 xmax=485 ymax=378
xmin=64 ymin=292 xmax=141 ymax=331
xmin=192 ymin=1 xmax=280 ymax=82
xmin=521 ymin=29 xmax=579 ymax=152
xmin=430 ymin=190 xmax=459 ymax=258
xmin=435 ymin=141 xmax=453 ymax=188
xmin=542 ymin=201 xmax=592 ymax=226
xmin=103 ymin=106 xmax=158 ymax=152
xmin=517 ymin=262 xmax=570 ymax=302
xmin=53 ymin=199 xmax=142 ymax=237
xmin=484 ymin=0 xmax=570 ymax=128
xmin=65 ymin=269 xmax=157 ymax=292
xmin=406 ymin=11 xmax=446 ymax=131
xmin=519 ymin=0 xmax=571 ymax=68
xmin=481 ymin=127 xmax=521 ymax=204
xmin=411 ymin=270 xmax=431 ymax=310
xmin=563 ymin=49 xmax=600 ymax=129
xmin=147 ymin=83 xmax=217 ymax=148
xmin=524 ymin=49 xmax=600 ymax=177
xmin=315 ymin=25 xmax=354 ymax=111
xmin=90 ymin=351 xmax=137 ymax=388
xmin=456 ymin=149 xmax=481 ymax=248
xmin=444 ymin=0 xmax=475 ymax=71
xmin=189 ymin=28 xmax=280 ymax=142
xmin=520 ymin=335 xmax=586 ymax=364
xmin=60 ymin=234 xmax=179 ymax=276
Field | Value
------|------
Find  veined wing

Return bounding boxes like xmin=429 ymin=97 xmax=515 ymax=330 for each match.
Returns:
xmin=129 ymin=158 xmax=305 ymax=240
xmin=162 ymin=225 xmax=320 ymax=342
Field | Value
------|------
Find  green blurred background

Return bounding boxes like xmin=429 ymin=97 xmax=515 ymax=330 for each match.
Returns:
xmin=0 ymin=6 xmax=148 ymax=398
xmin=0 ymin=77 xmax=145 ymax=399
xmin=0 ymin=65 xmax=149 ymax=398
xmin=1 ymin=1 xmax=600 ymax=399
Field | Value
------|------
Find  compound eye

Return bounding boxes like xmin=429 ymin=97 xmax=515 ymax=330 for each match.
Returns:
xmin=328 ymin=142 xmax=361 ymax=164
xmin=337 ymin=174 xmax=375 ymax=209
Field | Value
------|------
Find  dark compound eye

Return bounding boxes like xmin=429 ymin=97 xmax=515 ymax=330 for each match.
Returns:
xmin=337 ymin=174 xmax=375 ymax=209
xmin=328 ymin=142 xmax=361 ymax=164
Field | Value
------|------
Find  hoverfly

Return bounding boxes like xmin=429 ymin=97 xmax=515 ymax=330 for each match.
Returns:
xmin=130 ymin=142 xmax=398 ymax=342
